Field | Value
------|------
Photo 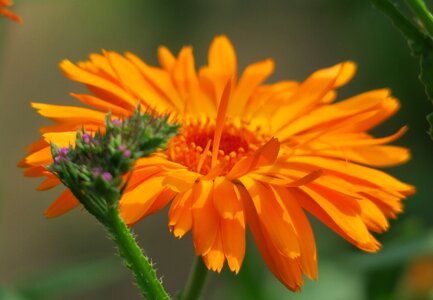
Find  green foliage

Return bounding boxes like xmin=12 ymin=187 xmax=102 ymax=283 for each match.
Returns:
xmin=371 ymin=0 xmax=433 ymax=139
xmin=0 ymin=257 xmax=124 ymax=300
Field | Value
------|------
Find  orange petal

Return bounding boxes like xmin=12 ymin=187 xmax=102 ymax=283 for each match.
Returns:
xmin=24 ymin=146 xmax=52 ymax=166
xmin=70 ymin=93 xmax=130 ymax=116
xmin=238 ymin=184 xmax=303 ymax=291
xmin=37 ymin=177 xmax=61 ymax=191
xmin=213 ymin=176 xmax=242 ymax=219
xmin=240 ymin=176 xmax=300 ymax=259
xmin=246 ymin=80 xmax=299 ymax=120
xmin=313 ymin=126 xmax=408 ymax=149
xmin=221 ymin=211 xmax=246 ymax=273
xmin=119 ymin=176 xmax=166 ymax=225
xmin=357 ymin=197 xmax=389 ymax=233
xmin=104 ymin=50 xmax=175 ymax=112
xmin=276 ymin=89 xmax=391 ymax=138
xmin=162 ymin=169 xmax=201 ymax=193
xmin=87 ymin=53 xmax=117 ymax=78
xmin=25 ymin=139 xmax=50 ymax=152
xmin=273 ymin=186 xmax=317 ymax=279
xmin=227 ymin=137 xmax=280 ymax=179
xmin=229 ymin=59 xmax=274 ymax=116
xmin=202 ymin=228 xmax=225 ymax=273
xmin=125 ymin=52 xmax=184 ymax=111
xmin=45 ymin=189 xmax=79 ymax=218
xmin=24 ymin=166 xmax=49 ymax=177
xmin=250 ymin=169 xmax=322 ymax=187
xmin=318 ymin=145 xmax=411 ymax=167
xmin=361 ymin=190 xmax=403 ymax=219
xmin=171 ymin=47 xmax=197 ymax=101
xmin=191 ymin=181 xmax=219 ymax=255
xmin=140 ymin=188 xmax=176 ymax=219
xmin=288 ymin=156 xmax=414 ymax=195
xmin=42 ymin=131 xmax=77 ymax=148
xmin=158 ymin=46 xmax=176 ymax=72
xmin=169 ymin=189 xmax=193 ymax=238
xmin=200 ymin=35 xmax=237 ymax=104
xmin=208 ymin=35 xmax=237 ymax=83
xmin=0 ymin=6 xmax=22 ymax=23
xmin=295 ymin=186 xmax=380 ymax=252
xmin=32 ymin=102 xmax=106 ymax=125
xmin=60 ymin=59 xmax=136 ymax=109
xmin=271 ymin=62 xmax=356 ymax=132
xmin=212 ymin=80 xmax=232 ymax=167
xmin=172 ymin=47 xmax=215 ymax=116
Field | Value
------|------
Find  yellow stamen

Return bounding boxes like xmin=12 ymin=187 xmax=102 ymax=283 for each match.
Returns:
xmin=197 ymin=139 xmax=212 ymax=173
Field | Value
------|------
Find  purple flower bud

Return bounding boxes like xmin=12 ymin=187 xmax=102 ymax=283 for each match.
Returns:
xmin=118 ymin=144 xmax=132 ymax=158
xmin=92 ymin=167 xmax=103 ymax=177
xmin=102 ymin=171 xmax=113 ymax=182
xmin=54 ymin=147 xmax=69 ymax=164
xmin=59 ymin=147 xmax=69 ymax=156
xmin=118 ymin=144 xmax=127 ymax=152
xmin=112 ymin=119 xmax=122 ymax=127
xmin=123 ymin=149 xmax=132 ymax=158
xmin=82 ymin=132 xmax=92 ymax=144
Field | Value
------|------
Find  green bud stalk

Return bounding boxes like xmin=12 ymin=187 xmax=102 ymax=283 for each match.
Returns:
xmin=48 ymin=108 xmax=178 ymax=299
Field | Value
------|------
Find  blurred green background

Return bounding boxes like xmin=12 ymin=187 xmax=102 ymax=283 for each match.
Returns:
xmin=1 ymin=0 xmax=433 ymax=299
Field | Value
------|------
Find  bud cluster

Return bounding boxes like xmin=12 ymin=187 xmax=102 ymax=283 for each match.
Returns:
xmin=48 ymin=108 xmax=178 ymax=224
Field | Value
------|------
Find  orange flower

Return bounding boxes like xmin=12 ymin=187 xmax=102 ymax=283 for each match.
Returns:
xmin=0 ymin=0 xmax=21 ymax=23
xmin=20 ymin=36 xmax=414 ymax=291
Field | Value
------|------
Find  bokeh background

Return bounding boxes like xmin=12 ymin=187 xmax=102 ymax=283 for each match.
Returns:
xmin=1 ymin=0 xmax=432 ymax=299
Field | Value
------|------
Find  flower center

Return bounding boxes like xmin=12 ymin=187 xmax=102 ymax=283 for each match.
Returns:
xmin=167 ymin=121 xmax=265 ymax=175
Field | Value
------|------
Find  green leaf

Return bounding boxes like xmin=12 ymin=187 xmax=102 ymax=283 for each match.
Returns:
xmin=370 ymin=0 xmax=430 ymax=55
xmin=13 ymin=256 xmax=124 ymax=300
xmin=371 ymin=0 xmax=433 ymax=139
xmin=405 ymin=0 xmax=433 ymax=37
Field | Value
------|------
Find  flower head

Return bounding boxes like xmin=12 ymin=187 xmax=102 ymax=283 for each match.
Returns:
xmin=0 ymin=0 xmax=22 ymax=23
xmin=20 ymin=36 xmax=414 ymax=291
xmin=46 ymin=110 xmax=178 ymax=224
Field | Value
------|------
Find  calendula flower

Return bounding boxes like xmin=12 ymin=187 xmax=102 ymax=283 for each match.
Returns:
xmin=0 ymin=0 xmax=22 ymax=23
xmin=20 ymin=36 xmax=414 ymax=291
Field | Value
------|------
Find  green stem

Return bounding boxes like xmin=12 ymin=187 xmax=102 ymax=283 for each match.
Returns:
xmin=180 ymin=257 xmax=209 ymax=300
xmin=405 ymin=0 xmax=433 ymax=37
xmin=107 ymin=208 xmax=171 ymax=300
xmin=370 ymin=0 xmax=430 ymax=54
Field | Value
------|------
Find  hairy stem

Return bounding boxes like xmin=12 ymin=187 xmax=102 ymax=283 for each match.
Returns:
xmin=405 ymin=0 xmax=433 ymax=37
xmin=107 ymin=208 xmax=171 ymax=300
xmin=370 ymin=0 xmax=430 ymax=54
